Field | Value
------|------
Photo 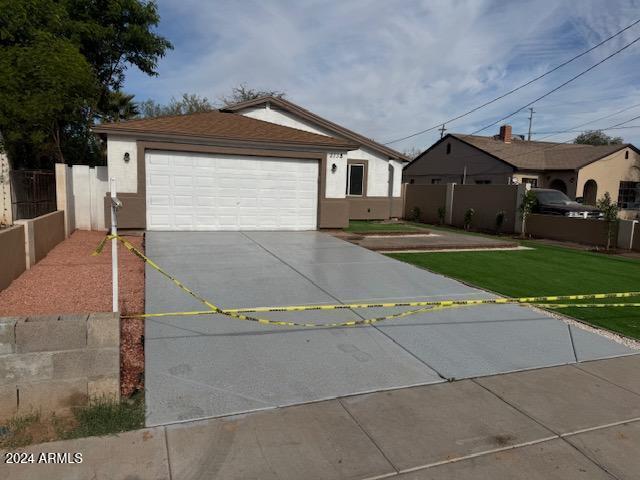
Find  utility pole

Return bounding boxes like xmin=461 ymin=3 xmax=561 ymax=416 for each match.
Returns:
xmin=439 ymin=124 xmax=447 ymax=139
xmin=527 ymin=107 xmax=535 ymax=141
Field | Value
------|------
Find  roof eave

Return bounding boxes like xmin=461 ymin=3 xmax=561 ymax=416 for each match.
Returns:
xmin=92 ymin=127 xmax=358 ymax=152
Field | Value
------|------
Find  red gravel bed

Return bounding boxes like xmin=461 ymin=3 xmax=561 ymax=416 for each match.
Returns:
xmin=0 ymin=230 xmax=145 ymax=397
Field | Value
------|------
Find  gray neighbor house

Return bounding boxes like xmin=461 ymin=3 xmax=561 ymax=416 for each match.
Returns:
xmin=403 ymin=125 xmax=640 ymax=218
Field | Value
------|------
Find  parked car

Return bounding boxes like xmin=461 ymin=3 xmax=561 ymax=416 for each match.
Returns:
xmin=530 ymin=188 xmax=604 ymax=219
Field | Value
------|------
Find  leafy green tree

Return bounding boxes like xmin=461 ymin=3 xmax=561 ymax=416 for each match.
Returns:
xmin=574 ymin=130 xmax=623 ymax=146
xmin=0 ymin=30 xmax=97 ymax=167
xmin=63 ymin=0 xmax=172 ymax=108
xmin=0 ymin=0 xmax=172 ymax=168
xmin=138 ymin=93 xmax=214 ymax=118
xmin=596 ymin=192 xmax=618 ymax=250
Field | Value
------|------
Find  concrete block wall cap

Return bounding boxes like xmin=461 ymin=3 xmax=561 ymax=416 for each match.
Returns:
xmin=89 ymin=312 xmax=120 ymax=320
xmin=60 ymin=313 xmax=90 ymax=322
xmin=88 ymin=314 xmax=120 ymax=348
xmin=25 ymin=314 xmax=60 ymax=322
xmin=16 ymin=317 xmax=87 ymax=353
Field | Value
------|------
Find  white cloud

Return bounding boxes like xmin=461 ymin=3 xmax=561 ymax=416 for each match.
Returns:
xmin=125 ymin=0 xmax=640 ymax=152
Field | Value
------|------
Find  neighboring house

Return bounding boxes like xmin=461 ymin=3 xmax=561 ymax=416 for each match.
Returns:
xmin=403 ymin=125 xmax=640 ymax=218
xmin=93 ymin=97 xmax=408 ymax=231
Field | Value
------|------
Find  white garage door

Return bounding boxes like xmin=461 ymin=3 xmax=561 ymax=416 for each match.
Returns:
xmin=146 ymin=150 xmax=318 ymax=231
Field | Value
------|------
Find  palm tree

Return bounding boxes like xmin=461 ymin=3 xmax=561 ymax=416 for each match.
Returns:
xmin=100 ymin=92 xmax=139 ymax=122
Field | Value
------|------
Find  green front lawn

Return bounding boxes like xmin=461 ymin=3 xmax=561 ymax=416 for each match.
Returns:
xmin=388 ymin=243 xmax=640 ymax=339
xmin=345 ymin=220 xmax=429 ymax=233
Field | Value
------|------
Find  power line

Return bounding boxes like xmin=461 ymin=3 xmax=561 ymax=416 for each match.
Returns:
xmin=532 ymin=102 xmax=640 ymax=141
xmin=533 ymin=125 xmax=640 ymax=134
xmin=383 ymin=17 xmax=640 ymax=145
xmin=470 ymin=33 xmax=640 ymax=135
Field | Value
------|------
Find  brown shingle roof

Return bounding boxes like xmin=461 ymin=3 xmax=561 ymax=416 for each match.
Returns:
xmin=222 ymin=96 xmax=409 ymax=161
xmin=93 ymin=110 xmax=358 ymax=150
xmin=453 ymin=134 xmax=630 ymax=170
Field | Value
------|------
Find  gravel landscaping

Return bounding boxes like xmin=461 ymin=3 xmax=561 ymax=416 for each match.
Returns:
xmin=0 ymin=230 xmax=145 ymax=397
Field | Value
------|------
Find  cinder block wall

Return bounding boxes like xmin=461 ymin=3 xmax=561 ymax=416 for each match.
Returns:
xmin=0 ymin=225 xmax=26 ymax=291
xmin=0 ymin=313 xmax=120 ymax=420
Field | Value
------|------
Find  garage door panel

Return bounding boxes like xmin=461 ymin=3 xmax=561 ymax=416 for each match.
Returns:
xmin=147 ymin=151 xmax=318 ymax=231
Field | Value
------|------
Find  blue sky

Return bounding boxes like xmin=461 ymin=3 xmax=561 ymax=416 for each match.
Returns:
xmin=124 ymin=0 xmax=640 ymax=154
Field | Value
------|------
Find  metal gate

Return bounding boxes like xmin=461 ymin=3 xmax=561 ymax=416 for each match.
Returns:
xmin=10 ymin=170 xmax=56 ymax=220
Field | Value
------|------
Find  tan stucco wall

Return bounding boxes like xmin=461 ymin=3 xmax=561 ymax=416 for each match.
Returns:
xmin=404 ymin=184 xmax=448 ymax=223
xmin=31 ymin=210 xmax=65 ymax=263
xmin=576 ymin=147 xmax=640 ymax=205
xmin=451 ymin=184 xmax=520 ymax=232
xmin=526 ymin=214 xmax=612 ymax=247
xmin=0 ymin=225 xmax=26 ymax=291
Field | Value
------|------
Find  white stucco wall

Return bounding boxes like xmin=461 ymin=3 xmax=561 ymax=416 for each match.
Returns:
xmin=325 ymin=152 xmax=348 ymax=198
xmin=239 ymin=106 xmax=330 ymax=137
xmin=238 ymin=105 xmax=403 ymax=198
xmin=106 ymin=136 xmax=138 ymax=193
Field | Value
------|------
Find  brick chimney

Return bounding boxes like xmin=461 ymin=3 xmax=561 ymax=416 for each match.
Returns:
xmin=499 ymin=124 xmax=512 ymax=143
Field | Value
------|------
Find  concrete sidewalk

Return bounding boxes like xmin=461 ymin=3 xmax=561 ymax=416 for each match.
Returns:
xmin=3 ymin=354 xmax=639 ymax=480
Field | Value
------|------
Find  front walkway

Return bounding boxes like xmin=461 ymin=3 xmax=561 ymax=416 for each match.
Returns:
xmin=3 ymin=355 xmax=639 ymax=480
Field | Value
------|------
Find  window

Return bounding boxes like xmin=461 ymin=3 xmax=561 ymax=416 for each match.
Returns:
xmin=446 ymin=143 xmax=451 ymax=155
xmin=521 ymin=177 xmax=538 ymax=187
xmin=626 ymin=150 xmax=629 ymax=159
xmin=618 ymin=181 xmax=640 ymax=209
xmin=409 ymin=178 xmax=415 ymax=184
xmin=347 ymin=164 xmax=364 ymax=196
xmin=431 ymin=178 xmax=441 ymax=184
xmin=475 ymin=180 xmax=491 ymax=184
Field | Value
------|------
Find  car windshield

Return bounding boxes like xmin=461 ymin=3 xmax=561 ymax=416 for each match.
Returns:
xmin=534 ymin=190 xmax=572 ymax=205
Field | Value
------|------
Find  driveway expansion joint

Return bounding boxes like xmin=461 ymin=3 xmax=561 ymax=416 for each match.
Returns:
xmin=337 ymin=398 xmax=401 ymax=475
xmin=470 ymin=377 xmax=631 ymax=480
xmin=571 ymin=361 xmax=640 ymax=398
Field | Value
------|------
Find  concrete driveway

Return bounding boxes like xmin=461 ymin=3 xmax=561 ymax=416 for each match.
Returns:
xmin=144 ymin=231 xmax=636 ymax=426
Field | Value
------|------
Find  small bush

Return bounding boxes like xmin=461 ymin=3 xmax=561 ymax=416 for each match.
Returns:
xmin=463 ymin=208 xmax=475 ymax=230
xmin=437 ymin=206 xmax=446 ymax=224
xmin=495 ymin=210 xmax=506 ymax=233
xmin=406 ymin=206 xmax=421 ymax=222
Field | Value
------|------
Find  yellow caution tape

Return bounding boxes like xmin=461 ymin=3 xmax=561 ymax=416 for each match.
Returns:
xmin=95 ymin=234 xmax=640 ymax=328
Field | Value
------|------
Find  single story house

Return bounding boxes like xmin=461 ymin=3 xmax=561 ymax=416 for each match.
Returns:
xmin=403 ymin=125 xmax=640 ymax=218
xmin=94 ymin=96 xmax=408 ymax=231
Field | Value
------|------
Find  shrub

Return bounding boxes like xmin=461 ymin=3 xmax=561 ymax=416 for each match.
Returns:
xmin=596 ymin=192 xmax=618 ymax=250
xmin=495 ymin=210 xmax=506 ymax=233
xmin=519 ymin=189 xmax=537 ymax=238
xmin=463 ymin=208 xmax=475 ymax=230
xmin=406 ymin=206 xmax=421 ymax=222
xmin=437 ymin=206 xmax=446 ymax=224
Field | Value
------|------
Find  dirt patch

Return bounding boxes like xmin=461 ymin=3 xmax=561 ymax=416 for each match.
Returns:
xmin=0 ymin=413 xmax=78 ymax=449
xmin=121 ymin=317 xmax=145 ymax=397
xmin=0 ymin=230 xmax=146 ymax=397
